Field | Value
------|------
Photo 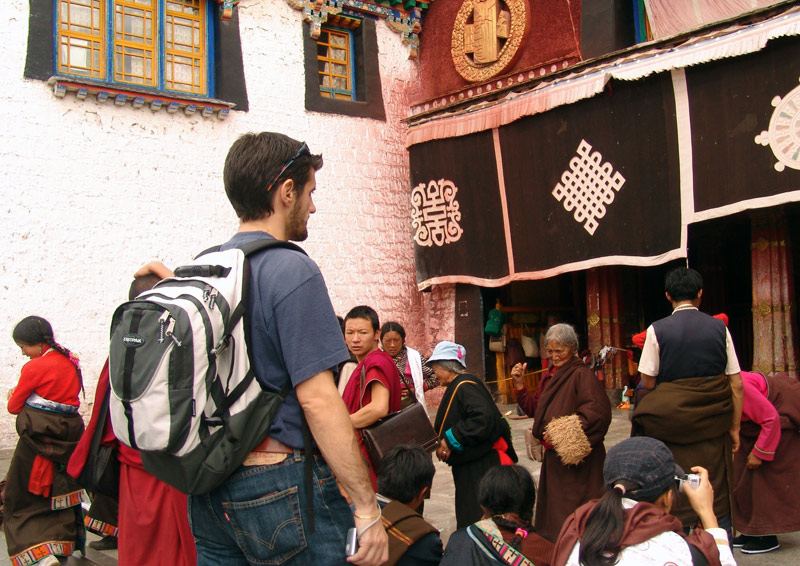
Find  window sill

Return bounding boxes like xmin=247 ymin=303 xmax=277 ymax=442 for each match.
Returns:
xmin=48 ymin=77 xmax=236 ymax=120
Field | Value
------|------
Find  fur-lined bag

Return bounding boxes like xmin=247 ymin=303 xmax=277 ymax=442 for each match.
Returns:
xmin=544 ymin=414 xmax=591 ymax=466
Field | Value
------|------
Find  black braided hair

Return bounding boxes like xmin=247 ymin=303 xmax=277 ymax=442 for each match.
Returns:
xmin=492 ymin=515 xmax=536 ymax=549
xmin=479 ymin=465 xmax=538 ymax=549
xmin=12 ymin=315 xmax=84 ymax=397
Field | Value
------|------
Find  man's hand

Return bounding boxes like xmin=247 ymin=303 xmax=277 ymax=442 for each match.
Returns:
xmin=511 ymin=362 xmax=527 ymax=389
xmin=347 ymin=512 xmax=389 ymax=565
xmin=133 ymin=261 xmax=173 ymax=279
xmin=727 ymin=372 xmax=743 ymax=454
xmin=729 ymin=427 xmax=740 ymax=454
xmin=746 ymin=450 xmax=763 ymax=470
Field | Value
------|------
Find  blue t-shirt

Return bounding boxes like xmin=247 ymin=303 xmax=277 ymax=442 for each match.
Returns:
xmin=221 ymin=231 xmax=350 ymax=448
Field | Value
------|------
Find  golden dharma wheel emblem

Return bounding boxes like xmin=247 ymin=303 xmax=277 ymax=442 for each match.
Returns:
xmin=451 ymin=0 xmax=530 ymax=83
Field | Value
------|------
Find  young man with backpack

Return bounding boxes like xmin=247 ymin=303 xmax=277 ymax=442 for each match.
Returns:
xmin=188 ymin=132 xmax=388 ymax=565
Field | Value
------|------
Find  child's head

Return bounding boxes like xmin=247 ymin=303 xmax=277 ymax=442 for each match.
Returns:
xmin=13 ymin=315 xmax=54 ymax=355
xmin=12 ymin=315 xmax=83 ymax=392
xmin=129 ymin=274 xmax=162 ymax=300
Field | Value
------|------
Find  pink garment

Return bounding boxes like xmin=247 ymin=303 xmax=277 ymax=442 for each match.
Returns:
xmin=740 ymin=371 xmax=780 ymax=461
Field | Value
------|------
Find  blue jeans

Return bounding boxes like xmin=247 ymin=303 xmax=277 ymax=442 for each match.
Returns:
xmin=188 ymin=451 xmax=354 ymax=565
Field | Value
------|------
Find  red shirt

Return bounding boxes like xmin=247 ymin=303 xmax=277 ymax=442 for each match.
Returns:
xmin=8 ymin=347 xmax=81 ymax=414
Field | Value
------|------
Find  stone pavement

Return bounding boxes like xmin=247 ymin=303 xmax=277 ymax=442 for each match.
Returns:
xmin=0 ymin=408 xmax=797 ymax=565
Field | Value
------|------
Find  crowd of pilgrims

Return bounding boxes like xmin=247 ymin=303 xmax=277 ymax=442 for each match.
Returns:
xmin=4 ymin=293 xmax=799 ymax=566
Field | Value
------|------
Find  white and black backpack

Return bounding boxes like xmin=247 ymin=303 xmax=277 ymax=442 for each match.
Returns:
xmin=108 ymin=239 xmax=304 ymax=494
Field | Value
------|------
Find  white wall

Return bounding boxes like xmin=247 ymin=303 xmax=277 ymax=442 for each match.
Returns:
xmin=0 ymin=0 xmax=454 ymax=448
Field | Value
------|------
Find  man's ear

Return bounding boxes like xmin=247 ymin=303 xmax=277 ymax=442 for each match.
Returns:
xmin=665 ymin=291 xmax=672 ymax=303
xmin=407 ymin=486 xmax=429 ymax=511
xmin=276 ymin=178 xmax=295 ymax=208
xmin=696 ymin=289 xmax=703 ymax=301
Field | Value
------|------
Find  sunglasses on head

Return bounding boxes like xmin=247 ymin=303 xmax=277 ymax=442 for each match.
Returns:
xmin=265 ymin=142 xmax=310 ymax=193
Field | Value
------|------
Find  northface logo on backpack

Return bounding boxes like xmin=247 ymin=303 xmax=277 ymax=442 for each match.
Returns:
xmin=122 ymin=334 xmax=145 ymax=348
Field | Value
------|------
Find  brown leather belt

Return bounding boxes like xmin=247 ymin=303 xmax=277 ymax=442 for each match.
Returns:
xmin=242 ymin=436 xmax=294 ymax=466
xmin=252 ymin=436 xmax=295 ymax=454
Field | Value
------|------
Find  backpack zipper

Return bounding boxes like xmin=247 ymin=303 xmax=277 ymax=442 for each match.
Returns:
xmin=158 ymin=311 xmax=170 ymax=343
xmin=165 ymin=317 xmax=182 ymax=347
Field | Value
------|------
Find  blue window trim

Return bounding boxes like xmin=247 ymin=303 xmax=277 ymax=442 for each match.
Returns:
xmin=53 ymin=0 xmax=215 ymax=99
xmin=318 ymin=25 xmax=355 ymax=100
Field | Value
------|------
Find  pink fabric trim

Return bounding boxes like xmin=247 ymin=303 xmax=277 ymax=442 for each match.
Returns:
xmin=492 ymin=128 xmax=515 ymax=276
xmin=407 ymin=75 xmax=609 ymax=147
xmin=644 ymin=0 xmax=781 ymax=41
xmin=417 ymin=248 xmax=686 ymax=290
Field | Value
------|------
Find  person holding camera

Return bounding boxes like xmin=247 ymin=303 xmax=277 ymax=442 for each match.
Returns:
xmin=552 ymin=437 xmax=736 ymax=566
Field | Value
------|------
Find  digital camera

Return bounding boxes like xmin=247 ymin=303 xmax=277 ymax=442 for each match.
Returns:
xmin=677 ymin=473 xmax=701 ymax=493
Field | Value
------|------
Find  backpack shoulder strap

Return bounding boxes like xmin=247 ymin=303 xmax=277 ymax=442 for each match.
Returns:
xmin=237 ymin=239 xmax=307 ymax=258
xmin=194 ymin=239 xmax=307 ymax=260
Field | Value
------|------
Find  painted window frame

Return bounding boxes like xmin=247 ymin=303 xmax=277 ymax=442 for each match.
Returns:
xmin=55 ymin=0 xmax=214 ymax=98
xmin=317 ymin=25 xmax=356 ymax=101
xmin=303 ymin=18 xmax=386 ymax=121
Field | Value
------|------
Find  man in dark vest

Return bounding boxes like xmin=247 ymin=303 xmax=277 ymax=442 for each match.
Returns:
xmin=634 ymin=267 xmax=743 ymax=539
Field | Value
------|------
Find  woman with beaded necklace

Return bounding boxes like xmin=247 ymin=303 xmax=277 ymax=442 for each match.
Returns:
xmin=441 ymin=465 xmax=553 ymax=566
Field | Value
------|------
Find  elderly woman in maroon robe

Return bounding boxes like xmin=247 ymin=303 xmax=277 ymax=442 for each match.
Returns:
xmin=512 ymin=323 xmax=612 ymax=541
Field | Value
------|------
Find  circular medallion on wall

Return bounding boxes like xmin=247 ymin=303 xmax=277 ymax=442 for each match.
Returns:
xmin=451 ymin=0 xmax=530 ymax=83
xmin=755 ymin=78 xmax=800 ymax=172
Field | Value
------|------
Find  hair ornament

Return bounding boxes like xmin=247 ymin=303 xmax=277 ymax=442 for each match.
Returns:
xmin=613 ymin=483 xmax=627 ymax=495
xmin=515 ymin=528 xmax=529 ymax=539
xmin=57 ymin=342 xmax=81 ymax=369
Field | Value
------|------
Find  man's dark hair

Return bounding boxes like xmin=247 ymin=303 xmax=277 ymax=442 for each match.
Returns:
xmin=345 ymin=305 xmax=380 ymax=331
xmin=223 ymin=132 xmax=323 ymax=222
xmin=664 ymin=267 xmax=703 ymax=302
xmin=377 ymin=445 xmax=435 ymax=504
xmin=128 ymin=274 xmax=162 ymax=301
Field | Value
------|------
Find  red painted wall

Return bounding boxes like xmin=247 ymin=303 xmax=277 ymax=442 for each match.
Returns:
xmin=415 ymin=0 xmax=582 ymax=103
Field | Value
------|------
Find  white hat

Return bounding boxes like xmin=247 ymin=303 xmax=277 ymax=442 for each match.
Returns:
xmin=428 ymin=341 xmax=466 ymax=368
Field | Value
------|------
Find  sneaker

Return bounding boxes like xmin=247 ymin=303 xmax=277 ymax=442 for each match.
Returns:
xmin=89 ymin=536 xmax=118 ymax=550
xmin=732 ymin=534 xmax=752 ymax=548
xmin=741 ymin=535 xmax=780 ymax=554
xmin=37 ymin=556 xmax=60 ymax=566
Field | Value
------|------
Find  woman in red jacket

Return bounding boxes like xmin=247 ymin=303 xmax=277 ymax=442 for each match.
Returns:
xmin=5 ymin=316 xmax=84 ymax=566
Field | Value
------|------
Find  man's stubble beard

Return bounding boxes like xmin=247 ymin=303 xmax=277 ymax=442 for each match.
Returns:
xmin=287 ymin=199 xmax=309 ymax=242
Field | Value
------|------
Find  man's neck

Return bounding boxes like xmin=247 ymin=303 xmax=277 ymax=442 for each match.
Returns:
xmin=356 ymin=346 xmax=378 ymax=364
xmin=238 ymin=217 xmax=285 ymax=240
xmin=671 ymin=300 xmax=698 ymax=311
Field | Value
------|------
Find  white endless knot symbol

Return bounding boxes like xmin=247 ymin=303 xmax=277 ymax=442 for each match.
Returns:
xmin=552 ymin=139 xmax=626 ymax=236
xmin=411 ymin=179 xmax=464 ymax=247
